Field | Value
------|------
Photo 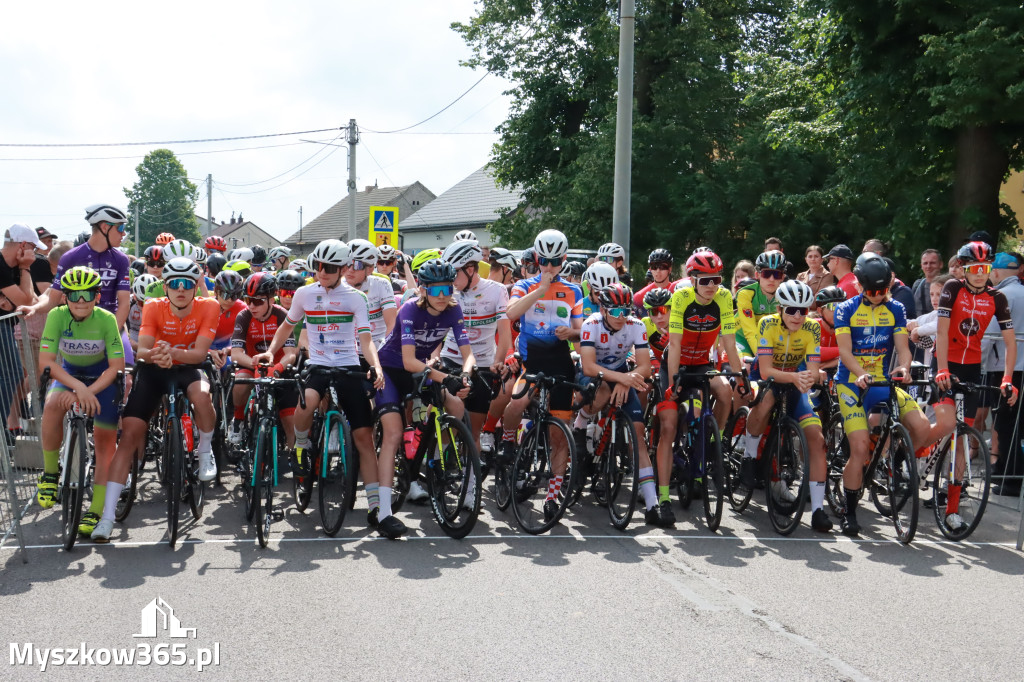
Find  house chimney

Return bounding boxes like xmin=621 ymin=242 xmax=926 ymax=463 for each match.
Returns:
xmin=230 ymin=211 xmax=235 ymax=224
xmin=238 ymin=212 xmax=243 ymax=223
xmin=365 ymin=185 xmax=375 ymax=193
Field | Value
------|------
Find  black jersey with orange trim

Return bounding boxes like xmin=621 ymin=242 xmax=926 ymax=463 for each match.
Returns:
xmin=936 ymin=279 xmax=1012 ymax=365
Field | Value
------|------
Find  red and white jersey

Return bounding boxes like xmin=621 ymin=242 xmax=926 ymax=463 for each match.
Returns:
xmin=356 ymin=273 xmax=398 ymax=349
xmin=288 ymin=282 xmax=370 ymax=367
xmin=441 ymin=277 xmax=508 ymax=366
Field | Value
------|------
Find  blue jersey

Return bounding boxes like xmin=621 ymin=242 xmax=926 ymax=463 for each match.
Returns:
xmin=509 ymin=275 xmax=584 ymax=361
xmin=833 ymin=294 xmax=908 ymax=384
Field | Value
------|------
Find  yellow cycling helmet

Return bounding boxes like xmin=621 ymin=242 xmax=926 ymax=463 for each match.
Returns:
xmin=410 ymin=249 xmax=441 ymax=273
xmin=60 ymin=266 xmax=102 ymax=291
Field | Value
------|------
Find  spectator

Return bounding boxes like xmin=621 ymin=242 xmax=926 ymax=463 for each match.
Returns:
xmin=985 ymin=252 xmax=1024 ymax=496
xmin=948 ymin=254 xmax=964 ymax=281
xmin=796 ymin=245 xmax=835 ymax=296
xmin=763 ymin=236 xmax=796 ymax=278
xmin=883 ymin=257 xmax=915 ymax=318
xmin=862 ymin=239 xmax=886 ymax=256
xmin=731 ymin=259 xmax=755 ymax=294
xmin=35 ymin=227 xmax=56 ymax=256
xmin=0 ymin=225 xmax=42 ymax=435
xmin=824 ymin=244 xmax=857 ymax=297
xmin=912 ymin=248 xmax=943 ymax=315
xmin=908 ymin=274 xmax=952 ymax=349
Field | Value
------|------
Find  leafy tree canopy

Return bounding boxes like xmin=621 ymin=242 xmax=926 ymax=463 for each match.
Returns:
xmin=124 ymin=149 xmax=201 ymax=250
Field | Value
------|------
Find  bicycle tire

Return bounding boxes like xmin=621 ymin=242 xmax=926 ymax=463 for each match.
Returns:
xmin=255 ymin=421 xmax=275 ymax=548
xmin=510 ymin=416 xmax=575 ymax=534
xmin=766 ymin=417 xmax=808 ymax=536
xmin=824 ymin=412 xmax=849 ymax=517
xmin=185 ymin=409 xmax=205 ymax=520
xmin=241 ymin=430 xmax=257 ymax=522
xmin=318 ymin=412 xmax=353 ymax=536
xmin=702 ymin=413 xmax=725 ymax=532
xmin=426 ymin=414 xmax=482 ymax=539
xmin=885 ymin=423 xmax=918 ymax=544
xmin=166 ymin=416 xmax=183 ymax=549
xmin=156 ymin=399 xmax=171 ymax=485
xmin=931 ymin=424 xmax=990 ymax=541
xmin=606 ymin=413 xmax=640 ymax=530
xmin=723 ymin=407 xmax=752 ymax=512
xmin=61 ymin=419 xmax=88 ymax=551
xmin=114 ymin=447 xmax=141 ymax=523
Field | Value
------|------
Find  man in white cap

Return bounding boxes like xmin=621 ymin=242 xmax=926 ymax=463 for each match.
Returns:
xmin=0 ymin=224 xmax=42 ymax=437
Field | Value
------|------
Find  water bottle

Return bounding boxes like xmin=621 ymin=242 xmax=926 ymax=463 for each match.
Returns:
xmin=586 ymin=421 xmax=602 ymax=454
xmin=412 ymin=397 xmax=427 ymax=424
xmin=403 ymin=426 xmax=420 ymax=460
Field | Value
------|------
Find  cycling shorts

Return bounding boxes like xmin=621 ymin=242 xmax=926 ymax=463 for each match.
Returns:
xmin=122 ymin=363 xmax=202 ymax=422
xmin=233 ymin=368 xmax=299 ymax=412
xmin=49 ymin=361 xmax=119 ymax=429
xmin=836 ymin=382 xmax=921 ymax=434
xmin=305 ymin=364 xmax=374 ymax=430
xmin=579 ymin=373 xmax=643 ymax=423
xmin=440 ymin=358 xmax=489 ymax=414
xmin=374 ymin=365 xmax=417 ymax=414
xmin=517 ymin=352 xmax=576 ymax=412
xmin=748 ymin=364 xmax=820 ymax=429
xmin=934 ymin=362 xmax=982 ymax=421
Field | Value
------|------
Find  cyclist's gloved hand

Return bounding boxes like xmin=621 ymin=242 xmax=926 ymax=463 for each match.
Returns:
xmin=443 ymin=374 xmax=465 ymax=395
xmin=1001 ymin=375 xmax=1019 ymax=406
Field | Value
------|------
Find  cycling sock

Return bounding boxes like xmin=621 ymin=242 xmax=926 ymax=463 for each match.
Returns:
xmin=198 ymin=429 xmax=213 ymax=454
xmin=234 ymin=405 xmax=244 ymax=422
xmin=483 ymin=414 xmax=500 ymax=432
xmin=88 ymin=484 xmax=106 ymax=515
xmin=573 ymin=409 xmax=594 ymax=430
xmin=43 ymin=449 xmax=59 ymax=475
xmin=946 ymin=483 xmax=962 ymax=515
xmin=915 ymin=445 xmax=931 ymax=459
xmin=809 ymin=481 xmax=825 ymax=512
xmin=639 ymin=467 xmax=657 ymax=510
xmin=844 ymin=488 xmax=860 ymax=518
xmin=502 ymin=428 xmax=517 ymax=443
xmin=379 ymin=486 xmax=393 ymax=519
xmin=743 ymin=430 xmax=759 ymax=459
xmin=101 ymin=482 xmax=123 ymax=522
xmin=294 ymin=428 xmax=311 ymax=450
xmin=658 ymin=485 xmax=671 ymax=504
xmin=545 ymin=475 xmax=563 ymax=501
xmin=366 ymin=482 xmax=379 ymax=512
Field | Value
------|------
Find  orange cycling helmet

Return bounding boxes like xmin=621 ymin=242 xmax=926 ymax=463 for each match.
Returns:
xmin=155 ymin=232 xmax=175 ymax=246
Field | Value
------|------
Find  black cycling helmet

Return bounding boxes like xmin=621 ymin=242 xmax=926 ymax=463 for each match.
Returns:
xmin=853 ymin=253 xmax=892 ymax=291
xmin=275 ymin=269 xmax=305 ymax=291
xmin=206 ymin=252 xmax=227 ymax=277
xmin=568 ymin=261 xmax=586 ymax=278
xmin=416 ymin=259 xmax=457 ymax=286
xmin=130 ymin=258 xmax=146 ymax=276
xmin=643 ymin=288 xmax=672 ymax=309
xmin=74 ymin=231 xmax=90 ymax=247
xmin=214 ymin=270 xmax=244 ymax=298
xmin=250 ymin=245 xmax=267 ymax=266
xmin=244 ymin=271 xmax=278 ymax=298
xmin=143 ymin=245 xmax=165 ymax=267
xmin=648 ymin=248 xmax=673 ymax=265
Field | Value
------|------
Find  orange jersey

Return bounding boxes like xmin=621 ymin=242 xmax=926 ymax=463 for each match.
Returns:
xmin=139 ymin=297 xmax=220 ymax=363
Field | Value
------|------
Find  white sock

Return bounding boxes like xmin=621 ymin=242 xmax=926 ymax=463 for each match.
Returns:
xmin=639 ymin=466 xmax=657 ymax=510
xmin=379 ymin=486 xmax=393 ymax=519
xmin=743 ymin=430 xmax=760 ymax=459
xmin=198 ymin=429 xmax=213 ymax=453
xmin=101 ymin=482 xmax=124 ymax=521
xmin=810 ymin=481 xmax=825 ymax=512
xmin=573 ymin=409 xmax=593 ymax=430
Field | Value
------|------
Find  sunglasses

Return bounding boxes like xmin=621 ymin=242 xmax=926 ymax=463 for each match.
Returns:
xmin=760 ymin=269 xmax=785 ymax=280
xmin=245 ymin=296 xmax=269 ymax=306
xmin=146 ymin=259 xmax=164 ymax=268
xmin=598 ymin=255 xmax=616 ymax=264
xmin=316 ymin=263 xmax=340 ymax=275
xmin=863 ymin=288 xmax=888 ymax=297
xmin=783 ymin=306 xmax=808 ymax=316
xmin=964 ymin=263 xmax=992 ymax=275
xmin=215 ymin=289 xmax=238 ymax=300
xmin=650 ymin=263 xmax=671 ymax=271
xmin=606 ymin=306 xmax=631 ymax=318
xmin=648 ymin=305 xmax=669 ymax=316
xmin=351 ymin=261 xmax=370 ymax=271
xmin=378 ymin=259 xmax=396 ymax=266
xmin=424 ymin=284 xmax=454 ymax=297
xmin=166 ymin=278 xmax=196 ymax=291
xmin=66 ymin=290 xmax=99 ymax=303
xmin=537 ymin=256 xmax=563 ymax=267
xmin=279 ymin=289 xmax=296 ymax=297
xmin=695 ymin=276 xmax=723 ymax=287
xmin=104 ymin=221 xmax=126 ymax=234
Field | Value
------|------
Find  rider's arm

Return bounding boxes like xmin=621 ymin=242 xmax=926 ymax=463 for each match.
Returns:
xmin=837 ymin=332 xmax=870 ymax=381
xmin=734 ymin=287 xmax=757 ymax=354
xmin=169 ymin=334 xmax=214 ymax=366
xmin=229 ymin=311 xmax=255 ymax=369
xmin=401 ymin=342 xmax=446 ymax=382
xmin=506 ymin=275 xmax=552 ymax=321
xmin=382 ymin=306 xmax=397 ymax=338
xmin=893 ymin=333 xmax=912 ymax=377
xmin=493 ymin=318 xmax=512 ymax=370
xmin=935 ymin=316 xmax=950 ymax=374
xmin=136 ymin=334 xmax=158 ymax=364
xmin=720 ymin=334 xmax=744 ymax=375
xmin=115 ymin=290 xmax=130 ymax=332
xmin=633 ymin=344 xmax=652 ymax=380
xmin=358 ymin=330 xmax=384 ymax=378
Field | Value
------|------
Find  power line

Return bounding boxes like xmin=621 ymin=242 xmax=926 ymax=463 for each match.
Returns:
xmin=362 ymin=73 xmax=489 ymax=134
xmin=217 ymin=141 xmax=345 ymax=196
xmin=360 ymin=140 xmax=401 ymax=194
xmin=0 ymin=126 xmax=343 ymax=148
xmin=216 ymin=133 xmax=345 ymax=187
xmin=0 ymin=140 xmax=313 ymax=163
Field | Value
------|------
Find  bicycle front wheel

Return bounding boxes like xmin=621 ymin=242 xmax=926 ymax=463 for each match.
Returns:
xmin=61 ymin=420 xmax=88 ymax=551
xmin=166 ymin=417 xmax=183 ymax=548
xmin=318 ymin=412 xmax=354 ymax=536
xmin=932 ymin=424 xmax=990 ymax=541
xmin=511 ymin=416 xmax=575 ymax=535
xmin=114 ymin=447 xmax=140 ymax=523
xmin=702 ymin=413 xmax=725 ymax=532
xmin=254 ymin=422 xmax=275 ymax=548
xmin=885 ymin=423 xmax=919 ymax=544
xmin=426 ymin=414 xmax=482 ymax=539
xmin=606 ymin=413 xmax=640 ymax=530
xmin=824 ymin=412 xmax=849 ymax=517
xmin=766 ymin=417 xmax=808 ymax=536
xmin=723 ymin=406 xmax=752 ymax=512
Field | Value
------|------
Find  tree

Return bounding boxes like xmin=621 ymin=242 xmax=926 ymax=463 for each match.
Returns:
xmin=124 ymin=149 xmax=201 ymax=249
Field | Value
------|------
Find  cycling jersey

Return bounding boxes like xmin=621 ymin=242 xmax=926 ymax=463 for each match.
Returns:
xmin=571 ymin=295 xmax=600 ymax=319
xmin=127 ymin=299 xmax=143 ymax=344
xmin=936 ymin=279 xmax=1012 ymax=365
xmin=511 ymin=275 xmax=584 ymax=362
xmin=734 ymin=282 xmax=777 ymax=356
xmin=354 ymin=273 xmax=398 ymax=348
xmin=756 ymin=314 xmax=821 ymax=372
xmin=287 ymin=282 xmax=371 ymax=368
xmin=634 ymin=281 xmax=677 ymax=311
xmin=642 ymin=317 xmax=669 ymax=362
xmin=378 ymin=300 xmax=469 ymax=368
xmin=667 ymin=286 xmax=736 ymax=366
xmin=213 ymin=299 xmax=247 ymax=351
xmin=231 ymin=305 xmax=296 ymax=361
xmin=833 ymin=294 xmax=907 ymax=383
xmin=51 ymin=243 xmax=130 ymax=316
xmin=139 ymin=297 xmax=220 ymax=362
xmin=441 ymin=277 xmax=508 ymax=366
xmin=580 ymin=313 xmax=648 ymax=370
xmin=40 ymin=306 xmax=124 ymax=367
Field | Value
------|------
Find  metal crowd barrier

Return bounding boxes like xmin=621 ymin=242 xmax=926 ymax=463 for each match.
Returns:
xmin=0 ymin=311 xmax=44 ymax=563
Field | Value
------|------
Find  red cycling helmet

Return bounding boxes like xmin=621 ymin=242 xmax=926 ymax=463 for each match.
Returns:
xmin=244 ymin=271 xmax=278 ymax=298
xmin=204 ymin=235 xmax=227 ymax=253
xmin=597 ymin=282 xmax=633 ymax=308
xmin=685 ymin=250 xmax=723 ymax=275
xmin=956 ymin=241 xmax=994 ymax=265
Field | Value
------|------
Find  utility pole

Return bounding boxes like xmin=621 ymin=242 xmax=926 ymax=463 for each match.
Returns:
xmin=206 ymin=174 xmax=213 ymax=238
xmin=134 ymin=204 xmax=140 ymax=257
xmin=298 ymin=206 xmax=303 ymax=253
xmin=611 ymin=0 xmax=636 ymax=262
xmin=347 ymin=119 xmax=359 ymax=242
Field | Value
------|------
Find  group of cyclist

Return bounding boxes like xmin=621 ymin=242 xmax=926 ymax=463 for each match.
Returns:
xmin=26 ymin=201 xmax=1021 ymax=544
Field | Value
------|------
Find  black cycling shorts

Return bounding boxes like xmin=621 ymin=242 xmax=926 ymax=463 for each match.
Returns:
xmin=304 ymin=365 xmax=374 ymax=430
xmin=123 ymin=363 xmax=203 ymax=422
xmin=523 ymin=350 xmax=576 ymax=412
xmin=440 ymin=357 xmax=490 ymax=414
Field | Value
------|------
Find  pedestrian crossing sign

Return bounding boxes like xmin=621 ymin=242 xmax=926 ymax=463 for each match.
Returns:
xmin=369 ymin=206 xmax=399 ymax=248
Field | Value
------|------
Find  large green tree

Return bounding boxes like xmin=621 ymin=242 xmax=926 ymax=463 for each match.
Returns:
xmin=124 ymin=149 xmax=201 ymax=250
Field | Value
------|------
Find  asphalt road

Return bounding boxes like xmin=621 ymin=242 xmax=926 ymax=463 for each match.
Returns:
xmin=3 ymin=468 xmax=1024 ymax=681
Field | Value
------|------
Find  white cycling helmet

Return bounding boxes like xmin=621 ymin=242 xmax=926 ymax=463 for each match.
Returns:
xmin=310 ymin=239 xmax=352 ymax=267
xmin=775 ymin=280 xmax=815 ymax=308
xmin=597 ymin=242 xmax=626 ymax=260
xmin=442 ymin=239 xmax=483 ymax=269
xmin=194 ymin=247 xmax=207 ymax=265
xmin=84 ymin=203 xmax=128 ymax=225
xmin=534 ymin=229 xmax=568 ymax=259
xmin=162 ymin=257 xmax=204 ymax=282
xmin=267 ymin=246 xmax=292 ymax=263
xmin=454 ymin=229 xmax=478 ymax=243
xmin=164 ymin=238 xmax=198 ymax=262
xmin=228 ymin=247 xmax=254 ymax=263
xmin=377 ymin=244 xmax=397 ymax=260
xmin=289 ymin=258 xmax=310 ymax=272
xmin=131 ymin=273 xmax=159 ymax=300
xmin=583 ymin=262 xmax=619 ymax=292
xmin=347 ymin=239 xmax=379 ymax=266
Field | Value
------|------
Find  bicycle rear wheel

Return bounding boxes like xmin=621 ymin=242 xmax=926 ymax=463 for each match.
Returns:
xmin=318 ymin=412 xmax=354 ymax=536
xmin=61 ymin=420 xmax=88 ymax=551
xmin=723 ymin=407 xmax=752 ymax=512
xmin=885 ymin=423 xmax=918 ymax=544
xmin=166 ymin=417 xmax=183 ymax=548
xmin=932 ymin=425 xmax=990 ymax=541
xmin=254 ymin=422 xmax=275 ymax=548
xmin=114 ymin=447 xmax=140 ymax=523
xmin=185 ymin=411 xmax=205 ymax=520
xmin=426 ymin=414 xmax=482 ymax=539
xmin=702 ymin=413 xmax=725 ymax=532
xmin=606 ymin=413 xmax=640 ymax=530
xmin=510 ymin=416 xmax=575 ymax=534
xmin=766 ymin=417 xmax=808 ymax=536
xmin=824 ymin=412 xmax=849 ymax=516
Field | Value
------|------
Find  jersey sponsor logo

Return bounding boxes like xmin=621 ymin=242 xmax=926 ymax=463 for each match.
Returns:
xmin=582 ymin=330 xmax=591 ymax=341
xmin=556 ymin=307 xmax=568 ymax=318
xmin=556 ymin=291 xmax=565 ymax=298
xmin=958 ymin=318 xmax=981 ymax=336
xmin=600 ymin=333 xmax=608 ymax=343
xmin=743 ymin=309 xmax=753 ymax=318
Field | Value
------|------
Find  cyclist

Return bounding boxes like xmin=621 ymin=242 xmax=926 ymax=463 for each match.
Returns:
xmin=223 ymin=259 xmax=253 ymax=280
xmin=521 ymin=247 xmax=539 ymax=278
xmin=660 ymin=250 xmax=746 ymax=524
xmin=741 ymin=280 xmax=831 ymax=532
xmin=575 ymin=283 xmax=661 ymax=524
xmin=376 ymin=244 xmax=406 ymax=293
xmin=250 ymin=245 xmax=268 ymax=272
xmin=143 ymin=245 xmax=165 ymax=278
xmin=501 ymin=230 xmax=584 ymax=521
xmin=400 ymin=249 xmax=442 ymax=305
xmin=597 ymin=242 xmax=632 ymax=287
xmin=289 ymin=258 xmax=312 ymax=281
xmin=735 ymin=250 xmax=786 ymax=359
xmin=100 ymin=257 xmax=221 ymax=541
xmin=204 ymin=235 xmax=227 ymax=254
xmin=487 ymin=248 xmax=520 ymax=288
xmin=268 ymin=246 xmax=292 ymax=272
xmin=575 ymin=262 xmax=620 ymax=321
xmin=634 ymin=249 xmax=676 ymax=314
xmin=254 ymin=240 xmax=387 ymax=533
xmin=205 ymin=252 xmax=226 ymax=290
xmin=640 ymin=288 xmax=672 ymax=375
xmin=210 ymin=271 xmax=247 ymax=374
xmin=35 ymin=267 xmax=126 ymax=541
xmin=155 ymin=232 xmax=175 ymax=246
xmin=345 ymin=239 xmax=397 ymax=348
xmin=230 ymin=272 xmax=300 ymax=446
xmin=127 ymin=274 xmax=159 ymax=353
xmin=454 ymin=229 xmax=478 ymax=242
xmin=833 ymin=254 xmax=933 ymax=536
xmin=275 ymin=269 xmax=306 ymax=346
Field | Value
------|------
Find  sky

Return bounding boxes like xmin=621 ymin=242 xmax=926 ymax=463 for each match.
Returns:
xmin=0 ymin=1 xmax=510 ymax=245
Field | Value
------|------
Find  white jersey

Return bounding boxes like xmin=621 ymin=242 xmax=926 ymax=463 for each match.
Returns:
xmin=357 ymin=273 xmax=398 ymax=349
xmin=127 ymin=299 xmax=143 ymax=344
xmin=579 ymin=313 xmax=648 ymax=370
xmin=287 ymin=281 xmax=370 ymax=367
xmin=441 ymin=278 xmax=508 ymax=366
